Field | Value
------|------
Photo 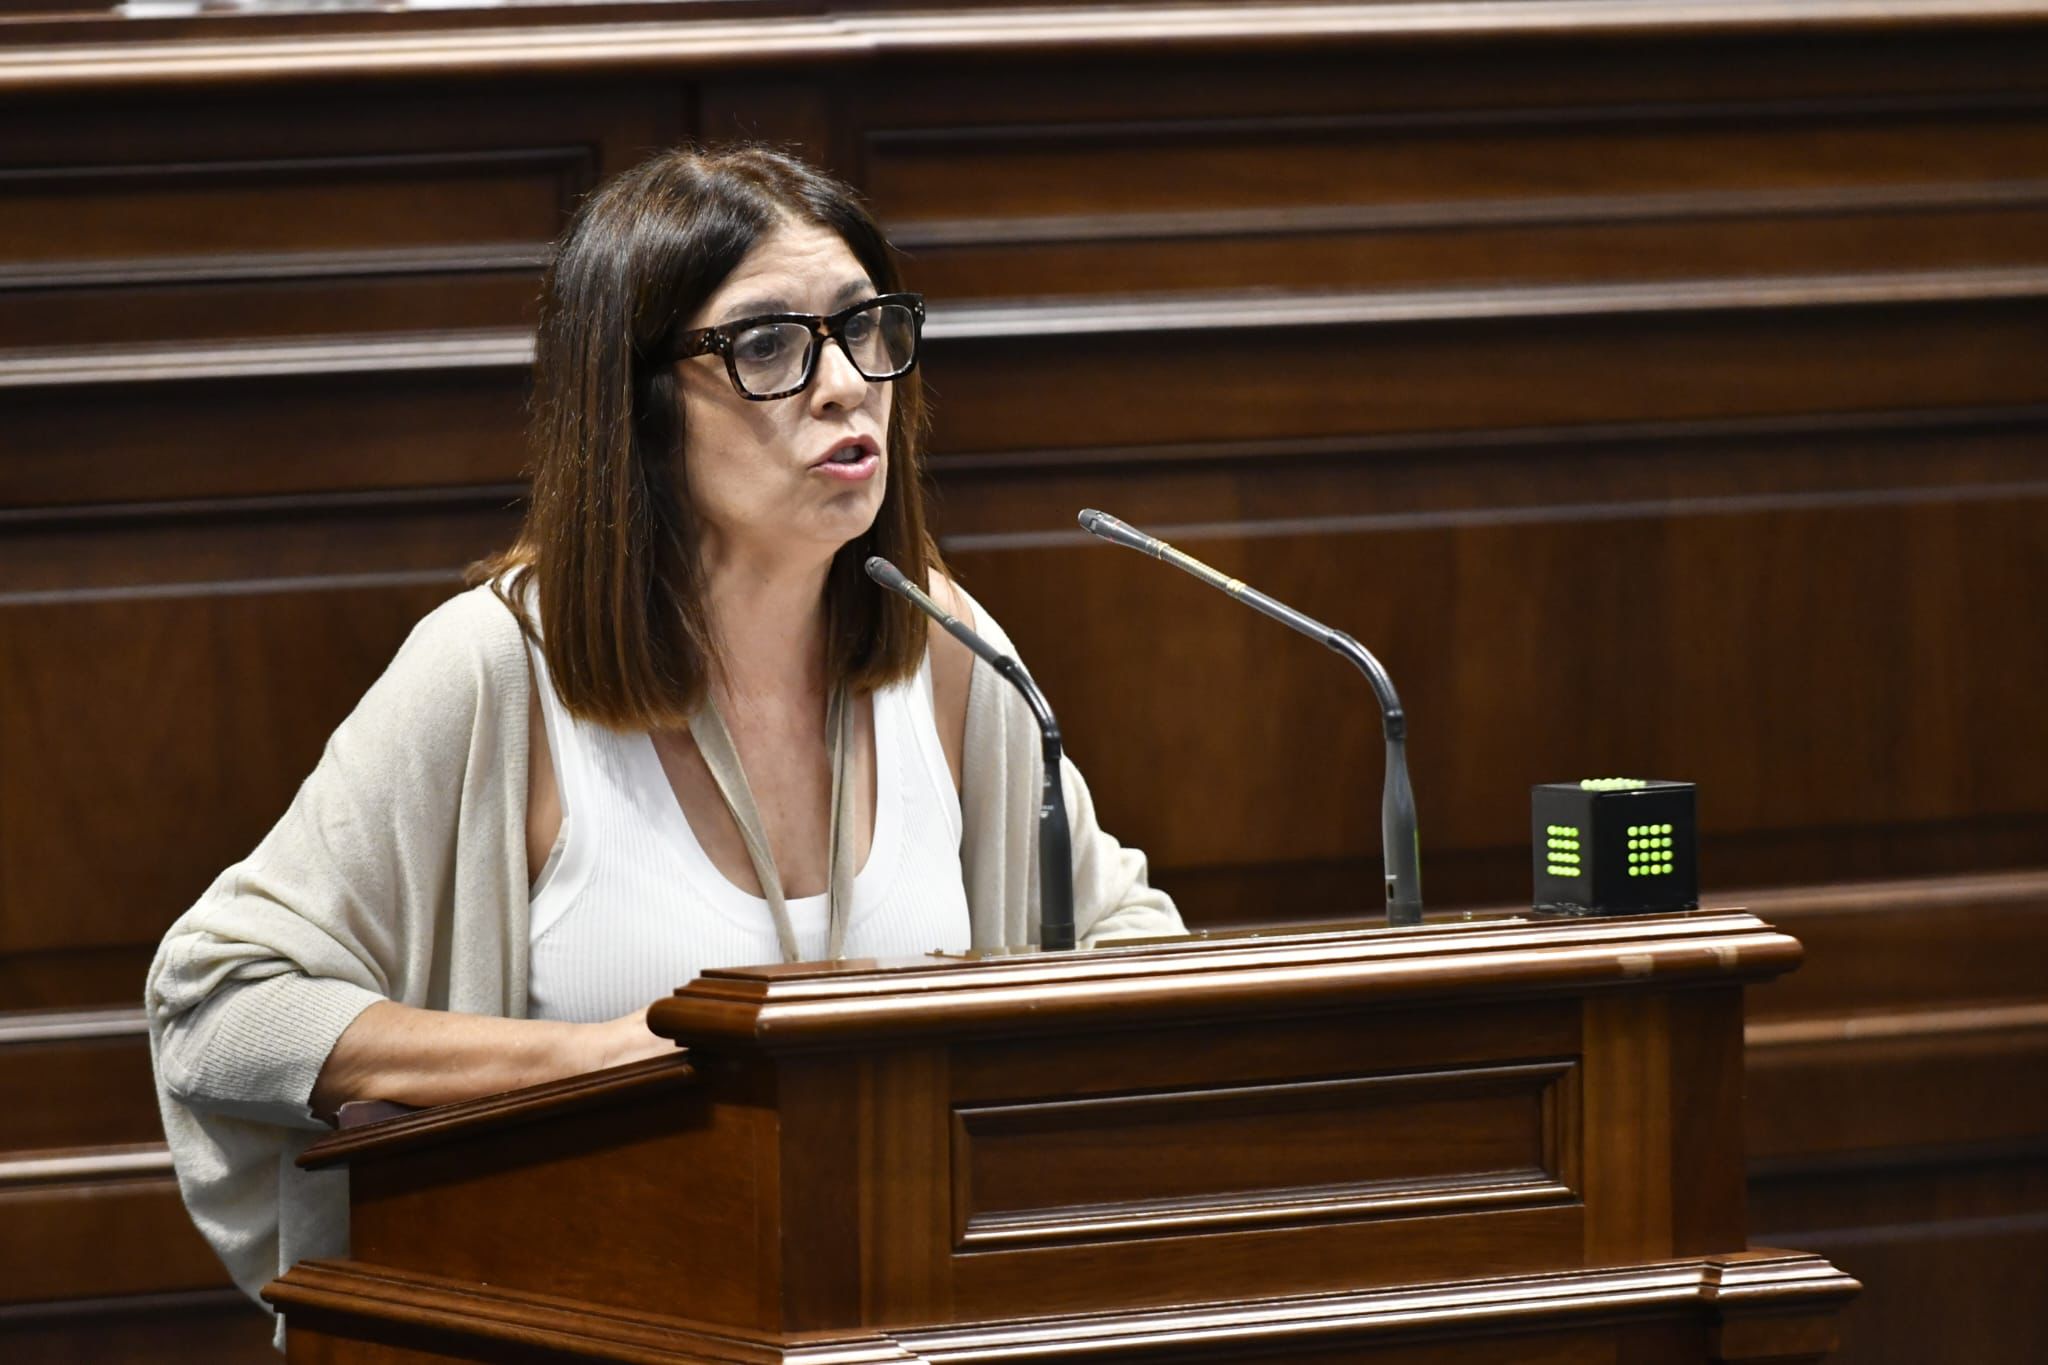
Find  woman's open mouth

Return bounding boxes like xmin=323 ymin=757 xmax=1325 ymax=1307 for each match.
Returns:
xmin=813 ymin=437 xmax=881 ymax=482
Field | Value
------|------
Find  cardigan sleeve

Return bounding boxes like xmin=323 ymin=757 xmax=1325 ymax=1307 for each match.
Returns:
xmin=955 ymin=590 xmax=1185 ymax=949
xmin=144 ymin=585 xmax=532 ymax=1312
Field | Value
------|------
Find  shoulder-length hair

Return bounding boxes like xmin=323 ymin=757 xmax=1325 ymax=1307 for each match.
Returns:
xmin=476 ymin=144 xmax=943 ymax=729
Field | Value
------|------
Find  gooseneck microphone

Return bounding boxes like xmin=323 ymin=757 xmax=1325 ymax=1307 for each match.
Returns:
xmin=864 ymin=557 xmax=1076 ymax=951
xmin=1077 ymin=510 xmax=1422 ymax=927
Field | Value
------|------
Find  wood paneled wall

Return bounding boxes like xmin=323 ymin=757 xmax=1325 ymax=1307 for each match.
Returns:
xmin=2 ymin=3 xmax=2044 ymax=1361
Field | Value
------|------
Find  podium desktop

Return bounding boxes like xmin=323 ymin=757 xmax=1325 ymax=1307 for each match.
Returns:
xmin=273 ymin=912 xmax=1857 ymax=1364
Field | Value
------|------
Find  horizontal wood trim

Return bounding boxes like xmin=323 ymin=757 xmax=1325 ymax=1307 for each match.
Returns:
xmin=889 ymin=178 xmax=2048 ymax=250
xmin=924 ymin=266 xmax=2048 ymax=341
xmin=0 ymin=566 xmax=466 ymax=609
xmin=0 ymin=243 xmax=549 ymax=293
xmin=1739 ymin=866 xmax=2048 ymax=919
xmin=952 ymin=1060 xmax=1576 ymax=1250
xmin=299 ymin=1051 xmax=695 ymax=1170
xmin=648 ymin=912 xmax=1802 ymax=1051
xmin=7 ymin=2 xmax=2048 ymax=92
xmin=929 ymin=402 xmax=2048 ymax=474
xmin=0 ymin=329 xmax=532 ymax=389
xmin=268 ymin=1250 xmax=1856 ymax=1362
xmin=8 ymin=261 xmax=2031 ymax=392
xmin=942 ymin=475 xmax=2048 ymax=552
xmin=2 ymin=265 xmax=2034 ymax=390
xmin=0 ymin=1006 xmax=146 ymax=1044
xmin=0 ymin=481 xmax=527 ymax=532
xmin=957 ymin=1172 xmax=1575 ymax=1250
xmin=869 ymin=86 xmax=2048 ymax=148
xmin=0 ymin=1144 xmax=170 ymax=1190
xmin=0 ymin=1285 xmax=249 ymax=1325
xmin=1747 ymin=999 xmax=2048 ymax=1048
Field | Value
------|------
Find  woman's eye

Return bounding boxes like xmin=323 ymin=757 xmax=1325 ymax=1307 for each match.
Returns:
xmin=841 ymin=312 xmax=876 ymax=343
xmin=737 ymin=330 xmax=787 ymax=364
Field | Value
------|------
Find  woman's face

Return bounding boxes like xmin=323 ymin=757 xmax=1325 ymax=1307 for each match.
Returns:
xmin=675 ymin=219 xmax=895 ymax=572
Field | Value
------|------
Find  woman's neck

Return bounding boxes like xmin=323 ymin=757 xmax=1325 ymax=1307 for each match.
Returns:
xmin=701 ymin=544 xmax=835 ymax=717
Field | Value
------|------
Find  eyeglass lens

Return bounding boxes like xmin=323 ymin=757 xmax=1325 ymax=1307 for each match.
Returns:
xmin=730 ymin=300 xmax=918 ymax=396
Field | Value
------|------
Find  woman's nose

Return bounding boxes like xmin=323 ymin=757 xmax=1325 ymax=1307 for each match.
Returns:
xmin=809 ymin=336 xmax=870 ymax=410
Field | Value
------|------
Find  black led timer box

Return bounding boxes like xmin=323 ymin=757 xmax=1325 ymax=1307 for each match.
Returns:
xmin=1532 ymin=779 xmax=1698 ymax=915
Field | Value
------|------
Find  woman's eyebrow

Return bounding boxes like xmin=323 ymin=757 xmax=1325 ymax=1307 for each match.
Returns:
xmin=717 ymin=281 xmax=875 ymax=327
xmin=831 ymin=279 xmax=875 ymax=308
xmin=718 ymin=296 xmax=791 ymax=324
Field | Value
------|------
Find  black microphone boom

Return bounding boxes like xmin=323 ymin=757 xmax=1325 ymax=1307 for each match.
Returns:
xmin=1077 ymin=509 xmax=1422 ymax=927
xmin=863 ymin=556 xmax=1076 ymax=951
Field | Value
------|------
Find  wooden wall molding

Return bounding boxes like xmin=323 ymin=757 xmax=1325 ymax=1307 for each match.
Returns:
xmin=0 ymin=243 xmax=550 ymax=294
xmin=872 ymin=88 xmax=2048 ymax=155
xmin=889 ymin=178 xmax=2048 ymax=250
xmin=929 ymin=403 xmax=2048 ymax=473
xmin=0 ymin=329 xmax=533 ymax=390
xmin=0 ymin=1285 xmax=248 ymax=1326
xmin=0 ymin=566 xmax=468 ymax=610
xmin=0 ymin=1143 xmax=171 ymax=1190
xmin=5 ymin=2 xmax=2048 ymax=92
xmin=0 ymin=144 xmax=587 ymax=190
xmin=7 ymin=261 xmax=2038 ymax=392
xmin=266 ymin=1249 xmax=1858 ymax=1365
xmin=0 ymin=1005 xmax=146 ymax=1045
xmin=1738 ymin=867 xmax=2048 ymax=920
xmin=0 ymin=482 xmax=527 ymax=533
xmin=941 ymin=475 xmax=2048 ymax=552
xmin=1749 ymin=999 xmax=2048 ymax=1049
xmin=924 ymin=265 xmax=2048 ymax=342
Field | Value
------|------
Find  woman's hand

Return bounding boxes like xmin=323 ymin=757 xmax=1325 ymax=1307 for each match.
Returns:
xmin=312 ymin=1000 xmax=678 ymax=1119
xmin=584 ymin=1008 xmax=677 ymax=1073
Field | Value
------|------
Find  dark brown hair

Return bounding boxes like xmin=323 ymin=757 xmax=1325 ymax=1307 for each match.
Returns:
xmin=475 ymin=145 xmax=943 ymax=729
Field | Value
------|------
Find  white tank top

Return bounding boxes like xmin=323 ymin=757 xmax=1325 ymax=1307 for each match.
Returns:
xmin=524 ymin=637 xmax=972 ymax=1023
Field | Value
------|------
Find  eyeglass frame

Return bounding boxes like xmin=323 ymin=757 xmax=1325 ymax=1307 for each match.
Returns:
xmin=673 ymin=292 xmax=927 ymax=402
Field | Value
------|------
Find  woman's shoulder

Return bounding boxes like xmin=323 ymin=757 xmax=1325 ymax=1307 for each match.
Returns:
xmin=337 ymin=583 xmax=531 ymax=746
xmin=398 ymin=582 xmax=530 ymax=676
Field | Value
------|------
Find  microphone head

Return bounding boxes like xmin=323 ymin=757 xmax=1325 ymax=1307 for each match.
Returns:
xmin=1077 ymin=508 xmax=1152 ymax=553
xmin=864 ymin=555 xmax=912 ymax=593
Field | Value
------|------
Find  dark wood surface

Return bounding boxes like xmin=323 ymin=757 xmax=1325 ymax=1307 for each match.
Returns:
xmin=2 ymin=2 xmax=2043 ymax=1360
xmin=271 ymin=916 xmax=1853 ymax=1362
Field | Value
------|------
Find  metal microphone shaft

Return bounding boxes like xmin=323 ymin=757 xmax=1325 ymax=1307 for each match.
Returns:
xmin=863 ymin=556 xmax=1075 ymax=951
xmin=1077 ymin=509 xmax=1422 ymax=926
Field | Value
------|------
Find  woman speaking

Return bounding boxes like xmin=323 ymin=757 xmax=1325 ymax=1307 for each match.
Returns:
xmin=146 ymin=144 xmax=1180 ymax=1331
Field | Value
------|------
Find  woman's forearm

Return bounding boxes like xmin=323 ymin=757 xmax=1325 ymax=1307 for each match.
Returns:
xmin=310 ymin=1000 xmax=672 ymax=1117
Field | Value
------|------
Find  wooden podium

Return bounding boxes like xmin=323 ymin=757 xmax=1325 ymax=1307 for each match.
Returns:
xmin=272 ymin=911 xmax=1858 ymax=1363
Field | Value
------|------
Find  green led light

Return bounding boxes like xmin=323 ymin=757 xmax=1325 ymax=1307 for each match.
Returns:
xmin=1659 ymin=824 xmax=1672 ymax=835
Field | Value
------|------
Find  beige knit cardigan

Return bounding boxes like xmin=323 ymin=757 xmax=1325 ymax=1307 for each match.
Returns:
xmin=145 ymin=583 xmax=1181 ymax=1331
